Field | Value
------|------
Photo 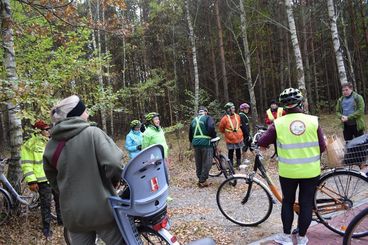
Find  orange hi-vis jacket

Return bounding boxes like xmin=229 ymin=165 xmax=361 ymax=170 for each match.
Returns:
xmin=219 ymin=113 xmax=244 ymax=144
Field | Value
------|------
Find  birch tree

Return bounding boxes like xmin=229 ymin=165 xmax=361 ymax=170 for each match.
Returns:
xmin=185 ymin=0 xmax=200 ymax=113
xmin=285 ymin=0 xmax=308 ymax=111
xmin=239 ymin=0 xmax=259 ymax=125
xmin=1 ymin=0 xmax=23 ymax=191
xmin=327 ymin=0 xmax=348 ymax=85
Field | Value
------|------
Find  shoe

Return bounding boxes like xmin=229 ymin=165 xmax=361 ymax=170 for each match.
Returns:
xmin=274 ymin=233 xmax=293 ymax=245
xmin=297 ymin=235 xmax=308 ymax=245
xmin=43 ymin=228 xmax=53 ymax=239
xmin=198 ymin=181 xmax=211 ymax=188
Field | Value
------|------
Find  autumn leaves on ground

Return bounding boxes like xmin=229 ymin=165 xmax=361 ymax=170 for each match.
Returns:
xmin=0 ymin=114 xmax=361 ymax=245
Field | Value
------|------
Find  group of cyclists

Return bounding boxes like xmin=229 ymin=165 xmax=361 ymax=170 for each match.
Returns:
xmin=18 ymin=82 xmax=365 ymax=245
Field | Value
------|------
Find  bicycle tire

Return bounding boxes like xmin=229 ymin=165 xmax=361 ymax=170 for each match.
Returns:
xmin=219 ymin=155 xmax=235 ymax=179
xmin=314 ymin=170 xmax=368 ymax=238
xmin=138 ymin=226 xmax=171 ymax=244
xmin=216 ymin=176 xmax=273 ymax=226
xmin=343 ymin=207 xmax=368 ymax=245
xmin=209 ymin=156 xmax=222 ymax=177
xmin=64 ymin=227 xmax=71 ymax=245
xmin=0 ymin=188 xmax=11 ymax=225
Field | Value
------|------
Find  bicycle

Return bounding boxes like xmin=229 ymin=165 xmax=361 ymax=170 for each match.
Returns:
xmin=216 ymin=142 xmax=368 ymax=238
xmin=343 ymin=207 xmax=368 ymax=244
xmin=208 ymin=137 xmax=235 ymax=179
xmin=0 ymin=158 xmax=33 ymax=225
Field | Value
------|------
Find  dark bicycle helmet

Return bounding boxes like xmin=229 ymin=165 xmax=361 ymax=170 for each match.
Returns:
xmin=279 ymin=88 xmax=304 ymax=109
xmin=224 ymin=102 xmax=235 ymax=111
xmin=130 ymin=120 xmax=141 ymax=129
xmin=145 ymin=112 xmax=159 ymax=122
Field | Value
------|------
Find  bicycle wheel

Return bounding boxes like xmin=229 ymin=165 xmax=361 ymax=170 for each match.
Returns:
xmin=0 ymin=188 xmax=11 ymax=225
xmin=343 ymin=207 xmax=368 ymax=245
xmin=138 ymin=226 xmax=171 ymax=244
xmin=64 ymin=227 xmax=71 ymax=245
xmin=219 ymin=155 xmax=235 ymax=179
xmin=216 ymin=176 xmax=273 ymax=226
xmin=209 ymin=156 xmax=222 ymax=177
xmin=314 ymin=170 xmax=368 ymax=238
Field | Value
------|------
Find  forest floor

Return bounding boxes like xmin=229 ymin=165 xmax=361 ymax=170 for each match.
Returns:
xmin=0 ymin=114 xmax=366 ymax=245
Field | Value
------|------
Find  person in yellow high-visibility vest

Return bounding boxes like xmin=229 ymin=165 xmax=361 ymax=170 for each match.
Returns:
xmin=21 ymin=120 xmax=62 ymax=239
xmin=258 ymin=88 xmax=326 ymax=245
xmin=265 ymin=99 xmax=285 ymax=126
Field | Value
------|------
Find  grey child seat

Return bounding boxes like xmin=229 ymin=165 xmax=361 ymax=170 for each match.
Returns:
xmin=108 ymin=144 xmax=169 ymax=243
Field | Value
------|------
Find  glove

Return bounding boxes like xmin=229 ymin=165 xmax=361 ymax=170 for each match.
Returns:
xmin=137 ymin=145 xmax=142 ymax=151
xmin=28 ymin=182 xmax=39 ymax=192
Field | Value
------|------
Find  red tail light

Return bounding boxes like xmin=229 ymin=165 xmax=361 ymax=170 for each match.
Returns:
xmin=152 ymin=216 xmax=168 ymax=231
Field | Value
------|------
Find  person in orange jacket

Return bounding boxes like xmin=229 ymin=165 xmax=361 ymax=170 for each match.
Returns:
xmin=265 ymin=99 xmax=286 ymax=126
xmin=219 ymin=102 xmax=244 ymax=168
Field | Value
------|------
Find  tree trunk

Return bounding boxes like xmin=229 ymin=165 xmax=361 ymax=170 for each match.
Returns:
xmin=301 ymin=1 xmax=312 ymax=112
xmin=239 ymin=0 xmax=259 ymax=126
xmin=327 ymin=0 xmax=348 ymax=85
xmin=215 ymin=0 xmax=228 ymax=102
xmin=1 ymin=0 xmax=23 ymax=192
xmin=185 ymin=0 xmax=200 ymax=114
xmin=285 ymin=0 xmax=308 ymax=112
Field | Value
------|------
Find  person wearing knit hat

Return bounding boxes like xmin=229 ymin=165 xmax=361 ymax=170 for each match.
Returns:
xmin=21 ymin=119 xmax=63 ymax=238
xmin=43 ymin=95 xmax=125 ymax=244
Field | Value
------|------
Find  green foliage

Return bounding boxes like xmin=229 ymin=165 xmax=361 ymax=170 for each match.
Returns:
xmin=178 ymin=89 xmax=222 ymax=122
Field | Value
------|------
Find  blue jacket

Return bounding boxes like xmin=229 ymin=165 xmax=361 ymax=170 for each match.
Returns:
xmin=125 ymin=129 xmax=143 ymax=159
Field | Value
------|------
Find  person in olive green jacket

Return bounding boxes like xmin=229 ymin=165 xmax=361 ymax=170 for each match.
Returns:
xmin=336 ymin=82 xmax=366 ymax=141
xmin=43 ymin=95 xmax=124 ymax=245
xmin=21 ymin=120 xmax=62 ymax=238
xmin=142 ymin=112 xmax=169 ymax=159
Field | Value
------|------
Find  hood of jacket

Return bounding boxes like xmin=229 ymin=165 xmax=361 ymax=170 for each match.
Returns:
xmin=51 ymin=117 xmax=90 ymax=141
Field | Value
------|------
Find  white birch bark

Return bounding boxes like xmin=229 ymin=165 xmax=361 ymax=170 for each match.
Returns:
xmin=185 ymin=0 xmax=200 ymax=114
xmin=285 ymin=0 xmax=308 ymax=112
xmin=327 ymin=0 xmax=348 ymax=85
xmin=239 ymin=0 xmax=259 ymax=125
xmin=1 ymin=0 xmax=23 ymax=191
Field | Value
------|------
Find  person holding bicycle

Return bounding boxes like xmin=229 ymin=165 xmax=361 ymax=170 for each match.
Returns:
xmin=21 ymin=119 xmax=62 ymax=239
xmin=239 ymin=103 xmax=252 ymax=164
xmin=125 ymin=120 xmax=143 ymax=159
xmin=219 ymin=102 xmax=244 ymax=168
xmin=258 ymin=88 xmax=326 ymax=245
xmin=189 ymin=106 xmax=217 ymax=188
xmin=43 ymin=95 xmax=125 ymax=245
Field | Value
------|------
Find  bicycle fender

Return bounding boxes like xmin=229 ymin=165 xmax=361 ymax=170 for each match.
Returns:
xmin=0 ymin=187 xmax=14 ymax=208
xmin=157 ymin=228 xmax=180 ymax=245
xmin=320 ymin=168 xmax=366 ymax=179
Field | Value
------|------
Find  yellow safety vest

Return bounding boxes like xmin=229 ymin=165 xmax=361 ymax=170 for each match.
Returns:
xmin=225 ymin=114 xmax=240 ymax=132
xmin=274 ymin=113 xmax=320 ymax=178
xmin=266 ymin=108 xmax=284 ymax=121
xmin=21 ymin=134 xmax=48 ymax=183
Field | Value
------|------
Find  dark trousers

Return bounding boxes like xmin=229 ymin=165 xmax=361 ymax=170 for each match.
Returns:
xmin=38 ymin=182 xmax=52 ymax=230
xmin=228 ymin=148 xmax=241 ymax=165
xmin=343 ymin=123 xmax=364 ymax=141
xmin=194 ymin=147 xmax=213 ymax=183
xmin=279 ymin=175 xmax=320 ymax=236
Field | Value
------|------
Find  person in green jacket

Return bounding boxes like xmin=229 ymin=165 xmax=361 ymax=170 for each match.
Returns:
xmin=21 ymin=120 xmax=62 ymax=238
xmin=142 ymin=112 xmax=169 ymax=159
xmin=43 ymin=95 xmax=124 ymax=245
xmin=336 ymin=82 xmax=366 ymax=141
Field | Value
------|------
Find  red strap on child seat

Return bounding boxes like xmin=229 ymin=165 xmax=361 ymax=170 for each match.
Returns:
xmin=51 ymin=140 xmax=66 ymax=169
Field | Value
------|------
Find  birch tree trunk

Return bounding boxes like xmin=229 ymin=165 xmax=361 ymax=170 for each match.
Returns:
xmin=327 ymin=0 xmax=348 ymax=85
xmin=1 ymin=0 xmax=23 ymax=192
xmin=285 ymin=0 xmax=308 ymax=112
xmin=239 ymin=0 xmax=259 ymax=125
xmin=215 ymin=0 xmax=229 ymax=102
xmin=185 ymin=0 xmax=200 ymax=114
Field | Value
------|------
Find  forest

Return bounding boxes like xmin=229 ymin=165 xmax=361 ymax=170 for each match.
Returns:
xmin=0 ymin=0 xmax=367 ymax=190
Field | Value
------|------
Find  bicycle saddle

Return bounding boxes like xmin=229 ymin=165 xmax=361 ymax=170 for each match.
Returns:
xmin=210 ymin=137 xmax=221 ymax=143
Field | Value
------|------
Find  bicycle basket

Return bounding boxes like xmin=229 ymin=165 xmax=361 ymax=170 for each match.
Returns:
xmin=344 ymin=134 xmax=368 ymax=165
